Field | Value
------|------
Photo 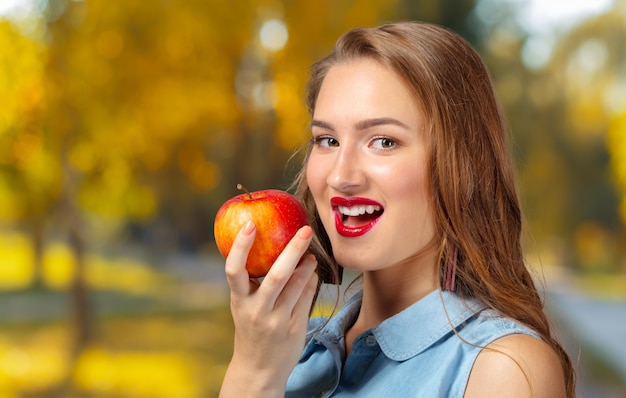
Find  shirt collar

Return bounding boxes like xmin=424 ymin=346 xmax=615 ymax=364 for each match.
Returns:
xmin=310 ymin=291 xmax=363 ymax=348
xmin=310 ymin=289 xmax=484 ymax=362
xmin=373 ymin=290 xmax=484 ymax=361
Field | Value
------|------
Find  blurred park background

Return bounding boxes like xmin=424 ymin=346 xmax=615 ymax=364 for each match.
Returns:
xmin=0 ymin=0 xmax=625 ymax=396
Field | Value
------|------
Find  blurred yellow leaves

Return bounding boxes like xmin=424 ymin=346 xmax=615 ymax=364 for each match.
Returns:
xmin=574 ymin=222 xmax=617 ymax=270
xmin=0 ymin=180 xmax=20 ymax=222
xmin=564 ymin=38 xmax=612 ymax=136
xmin=0 ymin=334 xmax=207 ymax=397
xmin=42 ymin=243 xmax=74 ymax=289
xmin=73 ymin=348 xmax=198 ymax=397
xmin=0 ymin=231 xmax=167 ymax=292
xmin=86 ymin=255 xmax=168 ymax=294
xmin=0 ymin=334 xmax=69 ymax=394
xmin=0 ymin=21 xmax=43 ymax=132
xmin=557 ymin=10 xmax=626 ymax=229
xmin=77 ymin=161 xmax=158 ymax=220
xmin=0 ymin=232 xmax=33 ymax=289
xmin=609 ymin=110 xmax=626 ymax=221
xmin=96 ymin=29 xmax=125 ymax=60
xmin=274 ymin=72 xmax=309 ymax=150
xmin=0 ymin=19 xmax=55 ymax=221
xmin=177 ymin=145 xmax=221 ymax=192
xmin=69 ymin=141 xmax=98 ymax=173
xmin=1 ymin=0 xmax=257 ymax=231
xmin=0 ymin=0 xmax=417 ymax=241
xmin=0 ymin=223 xmax=230 ymax=396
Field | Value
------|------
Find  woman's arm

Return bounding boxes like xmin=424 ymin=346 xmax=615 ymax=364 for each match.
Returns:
xmin=219 ymin=221 xmax=319 ymax=398
xmin=464 ymin=334 xmax=566 ymax=398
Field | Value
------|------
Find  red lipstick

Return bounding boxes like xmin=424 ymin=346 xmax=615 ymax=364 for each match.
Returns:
xmin=330 ymin=197 xmax=383 ymax=238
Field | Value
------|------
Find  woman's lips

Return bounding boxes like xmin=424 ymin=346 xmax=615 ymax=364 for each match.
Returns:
xmin=330 ymin=197 xmax=384 ymax=237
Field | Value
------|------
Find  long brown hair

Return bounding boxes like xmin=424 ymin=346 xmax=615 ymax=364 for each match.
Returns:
xmin=293 ymin=21 xmax=575 ymax=396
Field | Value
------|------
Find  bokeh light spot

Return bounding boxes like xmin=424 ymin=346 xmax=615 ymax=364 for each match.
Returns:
xmin=259 ymin=19 xmax=288 ymax=52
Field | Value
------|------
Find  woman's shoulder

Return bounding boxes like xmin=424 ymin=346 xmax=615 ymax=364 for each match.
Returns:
xmin=464 ymin=332 xmax=566 ymax=398
xmin=462 ymin=307 xmax=540 ymax=342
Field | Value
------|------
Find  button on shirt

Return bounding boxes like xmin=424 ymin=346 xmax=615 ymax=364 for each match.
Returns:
xmin=285 ymin=289 xmax=539 ymax=397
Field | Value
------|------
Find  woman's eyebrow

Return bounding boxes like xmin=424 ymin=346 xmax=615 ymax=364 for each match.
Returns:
xmin=311 ymin=117 xmax=408 ymax=131
xmin=355 ymin=117 xmax=409 ymax=130
xmin=310 ymin=120 xmax=334 ymax=131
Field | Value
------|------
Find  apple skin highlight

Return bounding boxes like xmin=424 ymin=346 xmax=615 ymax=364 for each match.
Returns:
xmin=214 ymin=189 xmax=309 ymax=278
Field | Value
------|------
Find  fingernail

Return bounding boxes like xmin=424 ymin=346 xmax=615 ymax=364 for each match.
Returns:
xmin=242 ymin=220 xmax=256 ymax=235
xmin=297 ymin=225 xmax=313 ymax=240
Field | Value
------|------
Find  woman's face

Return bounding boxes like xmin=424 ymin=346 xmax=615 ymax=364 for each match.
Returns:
xmin=306 ymin=58 xmax=438 ymax=275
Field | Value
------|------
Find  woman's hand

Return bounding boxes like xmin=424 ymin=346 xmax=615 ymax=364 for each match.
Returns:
xmin=219 ymin=221 xmax=319 ymax=398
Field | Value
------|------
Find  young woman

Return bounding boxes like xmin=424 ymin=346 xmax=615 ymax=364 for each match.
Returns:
xmin=219 ymin=21 xmax=575 ymax=397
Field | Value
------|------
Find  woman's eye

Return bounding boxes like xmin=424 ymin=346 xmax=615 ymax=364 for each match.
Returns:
xmin=313 ymin=136 xmax=339 ymax=148
xmin=371 ymin=137 xmax=396 ymax=150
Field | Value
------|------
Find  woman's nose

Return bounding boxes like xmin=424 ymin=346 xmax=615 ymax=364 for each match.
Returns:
xmin=326 ymin=147 xmax=365 ymax=192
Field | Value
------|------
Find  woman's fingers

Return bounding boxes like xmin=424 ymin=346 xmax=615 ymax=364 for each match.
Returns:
xmin=293 ymin=267 xmax=319 ymax=320
xmin=224 ymin=220 xmax=257 ymax=297
xmin=225 ymin=223 xmax=316 ymax=323
xmin=275 ymin=254 xmax=318 ymax=314
xmin=257 ymin=226 xmax=314 ymax=308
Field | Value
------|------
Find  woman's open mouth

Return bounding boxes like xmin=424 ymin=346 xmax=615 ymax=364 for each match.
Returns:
xmin=331 ymin=197 xmax=384 ymax=237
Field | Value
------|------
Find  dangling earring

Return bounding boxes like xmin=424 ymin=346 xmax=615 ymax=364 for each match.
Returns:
xmin=443 ymin=244 xmax=458 ymax=292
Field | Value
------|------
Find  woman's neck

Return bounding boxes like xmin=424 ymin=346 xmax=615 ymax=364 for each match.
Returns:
xmin=361 ymin=264 xmax=437 ymax=325
xmin=344 ymin=253 xmax=439 ymax=355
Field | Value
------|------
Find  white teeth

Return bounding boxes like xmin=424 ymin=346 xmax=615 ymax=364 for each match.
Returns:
xmin=338 ymin=205 xmax=381 ymax=217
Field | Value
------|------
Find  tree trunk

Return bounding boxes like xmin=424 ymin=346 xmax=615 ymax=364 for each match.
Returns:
xmin=68 ymin=223 xmax=91 ymax=352
xmin=29 ymin=220 xmax=45 ymax=290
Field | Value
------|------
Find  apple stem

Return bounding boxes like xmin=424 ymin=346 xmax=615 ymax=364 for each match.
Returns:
xmin=237 ymin=183 xmax=253 ymax=199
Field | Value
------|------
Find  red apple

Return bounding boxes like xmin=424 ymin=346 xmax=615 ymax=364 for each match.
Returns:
xmin=214 ymin=185 xmax=309 ymax=278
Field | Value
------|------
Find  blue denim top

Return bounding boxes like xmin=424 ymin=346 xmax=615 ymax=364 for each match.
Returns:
xmin=285 ymin=289 xmax=539 ymax=397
